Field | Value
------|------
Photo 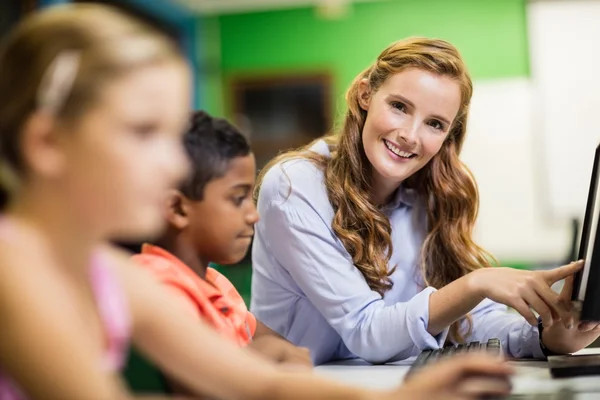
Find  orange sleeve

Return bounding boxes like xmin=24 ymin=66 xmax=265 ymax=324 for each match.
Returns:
xmin=133 ymin=254 xmax=204 ymax=324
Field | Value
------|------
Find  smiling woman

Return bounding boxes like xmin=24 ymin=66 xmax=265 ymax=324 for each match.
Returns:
xmin=250 ymin=37 xmax=600 ymax=365
xmin=359 ymin=68 xmax=462 ymax=205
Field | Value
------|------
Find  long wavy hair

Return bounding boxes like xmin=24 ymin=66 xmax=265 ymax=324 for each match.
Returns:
xmin=254 ymin=37 xmax=495 ymax=342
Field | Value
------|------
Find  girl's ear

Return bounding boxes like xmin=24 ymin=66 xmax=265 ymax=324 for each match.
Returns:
xmin=20 ymin=110 xmax=66 ymax=179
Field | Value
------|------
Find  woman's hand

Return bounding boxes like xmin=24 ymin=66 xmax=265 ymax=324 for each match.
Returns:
xmin=394 ymin=354 xmax=513 ymax=400
xmin=467 ymin=261 xmax=583 ymax=328
xmin=540 ymin=274 xmax=600 ymax=354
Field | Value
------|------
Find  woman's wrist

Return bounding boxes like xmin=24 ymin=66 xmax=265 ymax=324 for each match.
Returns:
xmin=538 ymin=317 xmax=561 ymax=357
xmin=427 ymin=271 xmax=488 ymax=335
xmin=465 ymin=269 xmax=487 ymax=301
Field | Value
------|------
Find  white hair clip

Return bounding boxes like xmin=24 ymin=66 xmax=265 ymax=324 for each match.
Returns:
xmin=36 ymin=50 xmax=81 ymax=114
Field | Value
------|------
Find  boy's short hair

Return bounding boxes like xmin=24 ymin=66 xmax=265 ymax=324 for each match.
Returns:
xmin=181 ymin=110 xmax=251 ymax=200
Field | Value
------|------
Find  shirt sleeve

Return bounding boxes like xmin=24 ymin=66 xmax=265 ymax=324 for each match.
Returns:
xmin=132 ymin=255 xmax=202 ymax=320
xmin=259 ymin=191 xmax=448 ymax=364
xmin=465 ymin=298 xmax=545 ymax=359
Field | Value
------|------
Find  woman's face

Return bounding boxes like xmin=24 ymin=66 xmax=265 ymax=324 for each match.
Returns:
xmin=360 ymin=68 xmax=462 ymax=200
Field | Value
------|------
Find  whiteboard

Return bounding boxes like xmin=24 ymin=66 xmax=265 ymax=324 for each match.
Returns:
xmin=461 ymin=78 xmax=569 ymax=261
xmin=527 ymin=0 xmax=600 ymax=220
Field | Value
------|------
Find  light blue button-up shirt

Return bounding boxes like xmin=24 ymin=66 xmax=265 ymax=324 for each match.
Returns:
xmin=251 ymin=140 xmax=544 ymax=365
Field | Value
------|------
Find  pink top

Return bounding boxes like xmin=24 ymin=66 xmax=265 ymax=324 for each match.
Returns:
xmin=0 ymin=250 xmax=131 ymax=400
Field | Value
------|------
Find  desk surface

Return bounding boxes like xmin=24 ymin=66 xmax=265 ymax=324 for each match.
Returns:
xmin=315 ymin=348 xmax=600 ymax=399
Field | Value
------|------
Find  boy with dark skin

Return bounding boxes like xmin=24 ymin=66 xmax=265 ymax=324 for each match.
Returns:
xmin=133 ymin=111 xmax=311 ymax=392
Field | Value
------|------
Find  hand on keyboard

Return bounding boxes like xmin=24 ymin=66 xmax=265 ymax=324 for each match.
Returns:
xmin=399 ymin=353 xmax=513 ymax=400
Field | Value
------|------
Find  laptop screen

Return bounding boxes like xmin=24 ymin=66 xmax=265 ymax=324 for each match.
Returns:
xmin=572 ymin=143 xmax=600 ymax=321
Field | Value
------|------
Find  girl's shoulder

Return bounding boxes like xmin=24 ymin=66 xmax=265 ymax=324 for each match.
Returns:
xmin=94 ymin=242 xmax=142 ymax=294
xmin=0 ymin=219 xmax=86 ymax=337
xmin=0 ymin=216 xmax=56 ymax=284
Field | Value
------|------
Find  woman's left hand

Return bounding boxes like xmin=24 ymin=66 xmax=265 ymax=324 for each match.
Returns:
xmin=541 ymin=274 xmax=600 ymax=354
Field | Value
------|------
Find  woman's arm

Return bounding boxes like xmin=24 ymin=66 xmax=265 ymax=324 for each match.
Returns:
xmin=254 ymin=162 xmax=581 ymax=363
xmin=447 ymin=298 xmax=546 ymax=358
xmin=447 ymin=272 xmax=600 ymax=358
xmin=426 ymin=262 xmax=582 ymax=336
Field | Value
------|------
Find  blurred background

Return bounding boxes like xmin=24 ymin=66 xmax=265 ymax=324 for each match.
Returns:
xmin=4 ymin=0 xmax=600 ymax=303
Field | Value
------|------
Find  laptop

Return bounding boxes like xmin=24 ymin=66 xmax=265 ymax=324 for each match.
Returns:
xmin=571 ymin=143 xmax=600 ymax=320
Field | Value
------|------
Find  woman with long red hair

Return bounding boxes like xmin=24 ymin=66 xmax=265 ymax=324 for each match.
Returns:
xmin=252 ymin=37 xmax=600 ymax=365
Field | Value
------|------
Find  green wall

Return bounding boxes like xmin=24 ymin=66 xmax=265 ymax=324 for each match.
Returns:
xmin=201 ymin=0 xmax=529 ymax=116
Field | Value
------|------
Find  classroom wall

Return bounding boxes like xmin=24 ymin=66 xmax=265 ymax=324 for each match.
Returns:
xmin=199 ymin=0 xmax=571 ymax=264
xmin=527 ymin=0 xmax=600 ymax=222
xmin=201 ymin=0 xmax=530 ymax=115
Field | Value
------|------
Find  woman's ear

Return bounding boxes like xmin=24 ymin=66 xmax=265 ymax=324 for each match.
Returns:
xmin=164 ymin=189 xmax=189 ymax=230
xmin=357 ymin=79 xmax=372 ymax=111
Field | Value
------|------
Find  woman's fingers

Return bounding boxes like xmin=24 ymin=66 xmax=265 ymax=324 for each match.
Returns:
xmin=534 ymin=282 xmax=573 ymax=328
xmin=578 ymin=321 xmax=600 ymax=332
xmin=510 ymin=299 xmax=538 ymax=325
xmin=522 ymin=290 xmax=554 ymax=327
xmin=542 ymin=261 xmax=584 ymax=285
xmin=559 ymin=275 xmax=575 ymax=302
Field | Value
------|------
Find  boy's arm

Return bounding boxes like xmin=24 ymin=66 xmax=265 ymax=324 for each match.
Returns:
xmin=254 ymin=320 xmax=286 ymax=340
xmin=250 ymin=320 xmax=313 ymax=367
xmin=249 ymin=321 xmax=313 ymax=367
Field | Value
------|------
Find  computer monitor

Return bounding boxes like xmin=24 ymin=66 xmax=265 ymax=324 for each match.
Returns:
xmin=571 ymin=143 xmax=600 ymax=321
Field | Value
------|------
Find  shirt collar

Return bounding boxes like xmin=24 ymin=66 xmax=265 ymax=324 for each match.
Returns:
xmin=308 ymin=138 xmax=331 ymax=156
xmin=141 ymin=243 xmax=185 ymax=266
xmin=383 ymin=185 xmax=416 ymax=211
xmin=140 ymin=243 xmax=222 ymax=300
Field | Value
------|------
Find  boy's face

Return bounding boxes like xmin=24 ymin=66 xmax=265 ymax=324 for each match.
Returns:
xmin=184 ymin=154 xmax=259 ymax=265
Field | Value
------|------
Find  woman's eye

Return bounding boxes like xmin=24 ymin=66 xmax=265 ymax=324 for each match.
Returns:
xmin=428 ymin=120 xmax=444 ymax=131
xmin=390 ymin=101 xmax=406 ymax=112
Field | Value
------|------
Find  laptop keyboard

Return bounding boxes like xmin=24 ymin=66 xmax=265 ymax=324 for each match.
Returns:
xmin=407 ymin=338 xmax=503 ymax=377
xmin=406 ymin=339 xmax=576 ymax=399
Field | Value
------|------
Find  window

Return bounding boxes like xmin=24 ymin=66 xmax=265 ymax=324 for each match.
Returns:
xmin=229 ymin=74 xmax=333 ymax=169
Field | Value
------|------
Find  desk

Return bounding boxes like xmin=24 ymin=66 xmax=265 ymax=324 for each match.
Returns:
xmin=315 ymin=349 xmax=600 ymax=399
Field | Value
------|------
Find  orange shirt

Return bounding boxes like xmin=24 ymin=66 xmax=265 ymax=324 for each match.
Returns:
xmin=132 ymin=244 xmax=256 ymax=347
